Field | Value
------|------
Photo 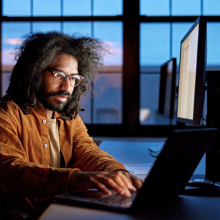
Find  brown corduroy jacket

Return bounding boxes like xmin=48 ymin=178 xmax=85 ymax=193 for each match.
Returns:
xmin=0 ymin=99 xmax=127 ymax=213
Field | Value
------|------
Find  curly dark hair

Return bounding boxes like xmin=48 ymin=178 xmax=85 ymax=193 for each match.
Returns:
xmin=6 ymin=31 xmax=106 ymax=119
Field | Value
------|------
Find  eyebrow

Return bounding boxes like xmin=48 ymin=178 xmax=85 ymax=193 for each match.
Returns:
xmin=52 ymin=68 xmax=78 ymax=75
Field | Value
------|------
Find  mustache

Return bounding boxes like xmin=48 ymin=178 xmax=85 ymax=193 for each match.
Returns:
xmin=48 ymin=91 xmax=71 ymax=98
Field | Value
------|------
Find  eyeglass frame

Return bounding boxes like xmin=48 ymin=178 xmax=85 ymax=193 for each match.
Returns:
xmin=45 ymin=68 xmax=84 ymax=87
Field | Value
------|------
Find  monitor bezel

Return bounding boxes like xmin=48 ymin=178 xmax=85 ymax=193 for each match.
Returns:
xmin=158 ymin=58 xmax=177 ymax=119
xmin=176 ymin=16 xmax=207 ymax=125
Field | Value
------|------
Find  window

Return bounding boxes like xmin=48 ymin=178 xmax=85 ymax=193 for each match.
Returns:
xmin=3 ymin=0 xmax=31 ymax=16
xmin=172 ymin=0 xmax=201 ymax=16
xmin=140 ymin=0 xmax=169 ymax=16
xmin=33 ymin=0 xmax=61 ymax=16
xmin=1 ymin=0 xmax=123 ymax=127
xmin=1 ymin=0 xmax=219 ymax=135
xmin=203 ymin=0 xmax=220 ymax=15
xmin=1 ymin=22 xmax=31 ymax=95
xmin=63 ymin=0 xmax=91 ymax=16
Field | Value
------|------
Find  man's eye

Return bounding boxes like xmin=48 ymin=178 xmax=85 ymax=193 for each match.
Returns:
xmin=54 ymin=72 xmax=65 ymax=78
xmin=70 ymin=76 xmax=76 ymax=80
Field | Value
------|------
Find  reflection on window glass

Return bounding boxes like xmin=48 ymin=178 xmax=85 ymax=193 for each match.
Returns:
xmin=63 ymin=0 xmax=91 ymax=16
xmin=79 ymin=92 xmax=91 ymax=123
xmin=140 ymin=74 xmax=176 ymax=125
xmin=207 ymin=23 xmax=220 ymax=66
xmin=172 ymin=0 xmax=201 ymax=16
xmin=94 ymin=74 xmax=122 ymax=124
xmin=3 ymin=0 xmax=31 ymax=16
xmin=203 ymin=0 xmax=220 ymax=15
xmin=93 ymin=0 xmax=122 ymax=16
xmin=63 ymin=22 xmax=91 ymax=37
xmin=172 ymin=23 xmax=193 ymax=65
xmin=140 ymin=23 xmax=170 ymax=66
xmin=93 ymin=22 xmax=123 ymax=66
xmin=32 ymin=22 xmax=61 ymax=33
xmin=140 ymin=0 xmax=169 ymax=16
xmin=33 ymin=0 xmax=61 ymax=16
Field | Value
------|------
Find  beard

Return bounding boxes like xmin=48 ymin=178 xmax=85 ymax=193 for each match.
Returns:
xmin=37 ymin=84 xmax=71 ymax=113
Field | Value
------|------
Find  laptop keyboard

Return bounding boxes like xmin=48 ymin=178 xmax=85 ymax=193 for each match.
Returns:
xmin=89 ymin=191 xmax=136 ymax=206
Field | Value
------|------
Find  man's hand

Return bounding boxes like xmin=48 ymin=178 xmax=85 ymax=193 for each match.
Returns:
xmin=120 ymin=171 xmax=144 ymax=191
xmin=68 ymin=171 xmax=144 ymax=197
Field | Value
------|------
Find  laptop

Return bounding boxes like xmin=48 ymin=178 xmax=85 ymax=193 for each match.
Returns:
xmin=55 ymin=128 xmax=217 ymax=211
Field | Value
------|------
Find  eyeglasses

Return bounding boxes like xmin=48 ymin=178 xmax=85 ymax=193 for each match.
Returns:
xmin=45 ymin=68 xmax=84 ymax=87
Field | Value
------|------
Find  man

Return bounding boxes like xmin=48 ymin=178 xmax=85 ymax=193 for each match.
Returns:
xmin=0 ymin=32 xmax=143 ymax=218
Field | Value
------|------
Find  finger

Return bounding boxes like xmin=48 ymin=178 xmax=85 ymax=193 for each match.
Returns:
xmin=120 ymin=172 xmax=137 ymax=192
xmin=122 ymin=172 xmax=144 ymax=190
xmin=118 ymin=172 xmax=137 ymax=193
xmin=108 ymin=172 xmax=132 ymax=197
xmin=129 ymin=175 xmax=144 ymax=190
xmin=90 ymin=178 xmax=112 ymax=195
xmin=93 ymin=174 xmax=127 ymax=196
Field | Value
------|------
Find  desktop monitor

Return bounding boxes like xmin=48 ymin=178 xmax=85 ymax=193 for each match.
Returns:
xmin=158 ymin=58 xmax=177 ymax=119
xmin=177 ymin=16 xmax=207 ymax=125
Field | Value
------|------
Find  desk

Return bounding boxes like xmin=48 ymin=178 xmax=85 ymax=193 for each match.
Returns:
xmin=39 ymin=139 xmax=219 ymax=220
xmin=40 ymin=195 xmax=220 ymax=220
xmin=98 ymin=138 xmax=206 ymax=175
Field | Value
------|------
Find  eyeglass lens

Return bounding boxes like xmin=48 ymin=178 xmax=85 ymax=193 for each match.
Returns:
xmin=54 ymin=72 xmax=82 ymax=87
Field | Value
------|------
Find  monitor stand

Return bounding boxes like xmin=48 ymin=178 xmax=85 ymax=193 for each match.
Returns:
xmin=206 ymin=71 xmax=220 ymax=181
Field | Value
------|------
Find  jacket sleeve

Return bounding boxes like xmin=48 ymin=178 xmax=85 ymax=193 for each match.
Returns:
xmin=71 ymin=115 xmax=128 ymax=172
xmin=0 ymin=109 xmax=77 ymax=198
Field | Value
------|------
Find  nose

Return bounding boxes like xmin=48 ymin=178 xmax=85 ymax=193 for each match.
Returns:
xmin=59 ymin=77 xmax=72 ymax=93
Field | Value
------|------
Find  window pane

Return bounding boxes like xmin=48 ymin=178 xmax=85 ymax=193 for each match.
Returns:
xmin=2 ymin=22 xmax=31 ymax=66
xmin=140 ymin=23 xmax=170 ymax=66
xmin=93 ymin=22 xmax=123 ymax=66
xmin=63 ymin=0 xmax=91 ymax=16
xmin=140 ymin=0 xmax=169 ymax=16
xmin=79 ymin=93 xmax=91 ymax=123
xmin=63 ymin=22 xmax=92 ymax=37
xmin=203 ymin=0 xmax=220 ymax=15
xmin=94 ymin=74 xmax=122 ymax=124
xmin=1 ymin=73 xmax=11 ymax=97
xmin=93 ymin=22 xmax=122 ymax=124
xmin=33 ymin=0 xmax=61 ymax=16
xmin=172 ymin=0 xmax=201 ymax=16
xmin=140 ymin=74 xmax=176 ymax=125
xmin=32 ymin=22 xmax=61 ymax=33
xmin=172 ymin=23 xmax=193 ymax=66
xmin=93 ymin=0 xmax=122 ymax=16
xmin=3 ymin=0 xmax=31 ymax=16
xmin=1 ymin=22 xmax=31 ymax=96
xmin=207 ymin=22 xmax=220 ymax=67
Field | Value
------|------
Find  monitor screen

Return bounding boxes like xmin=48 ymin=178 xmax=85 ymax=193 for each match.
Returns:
xmin=177 ymin=16 xmax=207 ymax=125
xmin=158 ymin=58 xmax=176 ymax=119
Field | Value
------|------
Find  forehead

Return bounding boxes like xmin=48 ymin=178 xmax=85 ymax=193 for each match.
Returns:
xmin=49 ymin=54 xmax=78 ymax=70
